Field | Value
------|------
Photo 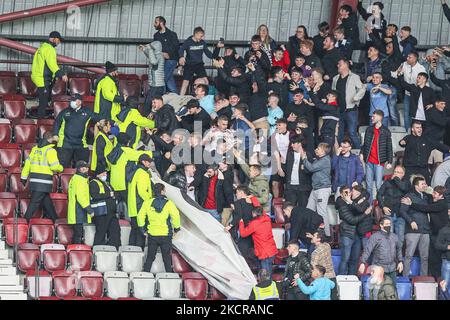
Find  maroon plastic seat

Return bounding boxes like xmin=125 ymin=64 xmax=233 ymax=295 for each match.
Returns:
xmin=0 ymin=119 xmax=12 ymax=143
xmin=22 ymin=142 xmax=36 ymax=161
xmin=56 ymin=219 xmax=73 ymax=245
xmin=37 ymin=119 xmax=55 ymax=139
xmin=412 ymin=276 xmax=436 ymax=284
xmin=52 ymin=100 xmax=70 ymax=118
xmin=13 ymin=119 xmax=37 ymax=144
xmin=83 ymin=95 xmax=95 ymax=111
xmin=67 ymin=244 xmax=93 ymax=271
xmin=0 ymin=71 xmax=17 ymax=95
xmin=2 ymin=94 xmax=26 ymax=120
xmin=29 ymin=218 xmax=55 ymax=245
xmin=42 ymin=245 xmax=67 ymax=273
xmin=18 ymin=195 xmax=42 ymax=218
xmin=50 ymin=193 xmax=68 ymax=219
xmin=0 ymin=168 xmax=7 ymax=192
xmin=118 ymin=74 xmax=141 ymax=97
xmin=0 ymin=192 xmax=18 ymax=219
xmin=272 ymin=197 xmax=285 ymax=224
xmin=39 ymin=296 xmax=61 ymax=300
xmin=18 ymin=71 xmax=37 ymax=98
xmin=171 ymin=250 xmax=192 ymax=273
xmin=79 ymin=271 xmax=104 ymax=298
xmin=17 ymin=243 xmax=40 ymax=273
xmin=51 ymin=78 xmax=67 ymax=96
xmin=3 ymin=217 xmax=29 ymax=246
xmin=182 ymin=274 xmax=208 ymax=300
xmin=68 ymin=73 xmax=92 ymax=96
xmin=0 ymin=143 xmax=21 ymax=168
xmin=209 ymin=286 xmax=226 ymax=300
xmin=9 ymin=166 xmax=29 ymax=193
xmin=60 ymin=169 xmax=76 ymax=194
xmin=53 ymin=270 xmax=78 ymax=298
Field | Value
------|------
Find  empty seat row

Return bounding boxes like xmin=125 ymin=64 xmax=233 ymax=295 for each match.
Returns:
xmin=0 ymin=119 xmax=54 ymax=144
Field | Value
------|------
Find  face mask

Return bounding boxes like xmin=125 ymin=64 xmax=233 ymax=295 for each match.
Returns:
xmin=99 ymin=176 xmax=107 ymax=182
xmin=383 ymin=226 xmax=391 ymax=234
xmin=70 ymin=101 xmax=78 ymax=109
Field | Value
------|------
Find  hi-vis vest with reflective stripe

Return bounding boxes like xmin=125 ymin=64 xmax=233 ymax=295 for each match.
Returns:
xmin=21 ymin=143 xmax=63 ymax=192
xmin=91 ymin=131 xmax=115 ymax=172
xmin=90 ymin=179 xmax=107 ymax=216
xmin=252 ymin=282 xmax=279 ymax=300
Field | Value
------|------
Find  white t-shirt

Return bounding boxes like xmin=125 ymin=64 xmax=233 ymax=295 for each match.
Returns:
xmin=414 ymin=92 xmax=426 ymax=121
xmin=290 ymin=152 xmax=302 ymax=185
xmin=186 ymin=175 xmax=195 ymax=201
xmin=275 ymin=132 xmax=290 ymax=164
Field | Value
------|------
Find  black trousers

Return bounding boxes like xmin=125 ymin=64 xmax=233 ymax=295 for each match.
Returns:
xmin=286 ymin=286 xmax=309 ymax=300
xmin=284 ymin=185 xmax=311 ymax=208
xmin=24 ymin=191 xmax=57 ymax=222
xmin=58 ymin=148 xmax=90 ymax=168
xmin=129 ymin=217 xmax=145 ymax=249
xmin=405 ymin=166 xmax=431 ymax=185
xmin=429 ymin=235 xmax=442 ymax=278
xmin=93 ymin=214 xmax=121 ymax=250
xmin=143 ymin=235 xmax=173 ymax=273
xmin=37 ymin=86 xmax=52 ymax=118
xmin=72 ymin=224 xmax=84 ymax=244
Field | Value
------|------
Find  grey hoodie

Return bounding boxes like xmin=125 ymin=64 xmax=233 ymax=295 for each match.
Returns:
xmin=144 ymin=41 xmax=165 ymax=88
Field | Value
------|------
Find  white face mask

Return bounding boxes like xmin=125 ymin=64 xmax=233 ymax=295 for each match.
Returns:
xmin=70 ymin=101 xmax=78 ymax=109
xmin=99 ymin=176 xmax=107 ymax=182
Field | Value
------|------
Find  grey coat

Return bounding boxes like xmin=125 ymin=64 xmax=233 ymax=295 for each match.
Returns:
xmin=303 ymin=155 xmax=331 ymax=190
xmin=144 ymin=41 xmax=165 ymax=88
xmin=332 ymin=71 xmax=366 ymax=110
xmin=361 ymin=231 xmax=402 ymax=273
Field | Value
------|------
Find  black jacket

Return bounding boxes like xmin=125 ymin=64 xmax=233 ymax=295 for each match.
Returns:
xmin=353 ymin=191 xmax=374 ymax=236
xmin=287 ymin=35 xmax=302 ymax=62
xmin=289 ymin=207 xmax=323 ymax=245
xmin=154 ymin=104 xmax=179 ymax=133
xmin=357 ymin=1 xmax=387 ymax=41
xmin=401 ymin=134 xmax=450 ymax=168
xmin=361 ymin=125 xmax=393 ymax=164
xmin=377 ymin=177 xmax=411 ymax=214
xmin=313 ymin=34 xmax=327 ymax=59
xmin=244 ymin=49 xmax=271 ymax=74
xmin=285 ymin=101 xmax=315 ymax=133
xmin=336 ymin=196 xmax=367 ymax=239
xmin=435 ymin=222 xmax=450 ymax=260
xmin=285 ymin=150 xmax=312 ymax=191
xmin=230 ymin=198 xmax=256 ymax=228
xmin=430 ymin=71 xmax=450 ymax=105
xmin=400 ymin=191 xmax=432 ymax=234
xmin=153 ymin=28 xmax=180 ymax=60
xmin=309 ymin=93 xmax=339 ymax=137
xmin=381 ymin=53 xmax=403 ymax=89
xmin=283 ymin=252 xmax=312 ymax=283
xmin=410 ymin=198 xmax=448 ymax=236
xmin=340 ymin=12 xmax=360 ymax=48
xmin=218 ymin=68 xmax=252 ymax=103
xmin=150 ymin=134 xmax=173 ymax=176
xmin=89 ymin=178 xmax=116 ymax=216
xmin=248 ymin=69 xmax=269 ymax=121
xmin=399 ymin=76 xmax=436 ymax=118
xmin=197 ymin=169 xmax=234 ymax=213
xmin=303 ymin=53 xmax=322 ymax=69
xmin=322 ymin=48 xmax=343 ymax=79
xmin=424 ymin=107 xmax=450 ymax=142
xmin=267 ymin=80 xmax=289 ymax=111
xmin=180 ymin=108 xmax=211 ymax=133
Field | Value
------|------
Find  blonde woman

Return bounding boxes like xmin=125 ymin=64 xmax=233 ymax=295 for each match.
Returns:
xmin=257 ymin=24 xmax=276 ymax=61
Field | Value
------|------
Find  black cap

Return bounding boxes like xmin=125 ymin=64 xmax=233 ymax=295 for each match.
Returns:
xmin=49 ymin=31 xmax=63 ymax=40
xmin=71 ymin=93 xmax=83 ymax=102
xmin=105 ymin=61 xmax=118 ymax=73
xmin=125 ymin=96 xmax=139 ymax=109
xmin=75 ymin=160 xmax=89 ymax=170
xmin=138 ymin=154 xmax=153 ymax=163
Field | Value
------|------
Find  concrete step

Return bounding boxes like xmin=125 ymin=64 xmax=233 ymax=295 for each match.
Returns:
xmin=0 ymin=259 xmax=13 ymax=266
xmin=0 ymin=250 xmax=9 ymax=259
xmin=0 ymin=267 xmax=16 ymax=275
xmin=0 ymin=275 xmax=20 ymax=286
xmin=0 ymin=285 xmax=25 ymax=293
xmin=0 ymin=241 xmax=5 ymax=250
xmin=0 ymin=293 xmax=28 ymax=300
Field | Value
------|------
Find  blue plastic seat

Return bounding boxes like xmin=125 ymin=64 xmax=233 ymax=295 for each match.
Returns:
xmin=331 ymin=255 xmax=341 ymax=275
xmin=396 ymin=276 xmax=412 ymax=300
xmin=360 ymin=275 xmax=370 ymax=300
xmin=409 ymin=257 xmax=420 ymax=277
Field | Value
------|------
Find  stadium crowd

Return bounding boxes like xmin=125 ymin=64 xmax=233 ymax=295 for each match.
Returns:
xmin=21 ymin=0 xmax=450 ymax=300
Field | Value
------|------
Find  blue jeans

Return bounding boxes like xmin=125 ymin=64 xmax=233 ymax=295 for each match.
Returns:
xmin=392 ymin=215 xmax=406 ymax=250
xmin=387 ymin=86 xmax=399 ymax=126
xmin=205 ymin=209 xmax=221 ymax=222
xmin=339 ymin=236 xmax=361 ymax=275
xmin=338 ymin=110 xmax=360 ymax=149
xmin=260 ymin=255 xmax=276 ymax=278
xmin=403 ymin=94 xmax=412 ymax=130
xmin=164 ymin=59 xmax=178 ymax=93
xmin=365 ymin=162 xmax=384 ymax=202
xmin=442 ymin=259 xmax=450 ymax=290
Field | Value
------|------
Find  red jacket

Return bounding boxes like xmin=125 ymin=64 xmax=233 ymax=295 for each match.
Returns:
xmin=239 ymin=214 xmax=278 ymax=260
xmin=271 ymin=50 xmax=291 ymax=73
